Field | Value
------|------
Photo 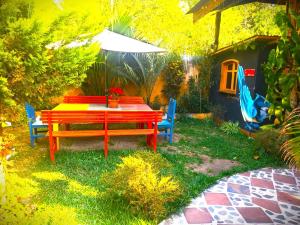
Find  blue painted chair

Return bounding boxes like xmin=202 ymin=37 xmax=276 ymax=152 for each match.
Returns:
xmin=25 ymin=103 xmax=48 ymax=147
xmin=158 ymin=98 xmax=176 ymax=144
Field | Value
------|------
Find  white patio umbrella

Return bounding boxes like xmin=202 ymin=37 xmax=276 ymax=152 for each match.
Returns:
xmin=47 ymin=29 xmax=166 ymax=105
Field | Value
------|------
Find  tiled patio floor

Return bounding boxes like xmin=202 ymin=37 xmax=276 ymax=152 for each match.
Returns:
xmin=160 ymin=168 xmax=300 ymax=225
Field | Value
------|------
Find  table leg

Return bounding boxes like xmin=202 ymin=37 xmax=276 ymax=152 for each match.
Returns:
xmin=53 ymin=123 xmax=60 ymax=151
xmin=146 ymin=122 xmax=152 ymax=146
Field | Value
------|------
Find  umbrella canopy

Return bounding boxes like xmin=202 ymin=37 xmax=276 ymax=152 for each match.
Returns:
xmin=49 ymin=29 xmax=166 ymax=53
xmin=91 ymin=29 xmax=166 ymax=53
xmin=47 ymin=29 xmax=166 ymax=106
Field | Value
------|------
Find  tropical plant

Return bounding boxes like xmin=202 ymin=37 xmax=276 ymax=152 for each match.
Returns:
xmin=220 ymin=121 xmax=240 ymax=135
xmin=263 ymin=10 xmax=300 ymax=123
xmin=81 ymin=15 xmax=136 ymax=96
xmin=161 ymin=58 xmax=185 ymax=100
xmin=280 ymin=107 xmax=300 ymax=168
xmin=123 ymin=53 xmax=167 ymax=104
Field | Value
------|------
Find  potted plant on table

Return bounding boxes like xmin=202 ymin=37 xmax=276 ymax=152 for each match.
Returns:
xmin=108 ymin=87 xmax=124 ymax=108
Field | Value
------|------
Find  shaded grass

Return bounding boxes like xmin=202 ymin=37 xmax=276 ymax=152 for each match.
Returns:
xmin=7 ymin=118 xmax=284 ymax=224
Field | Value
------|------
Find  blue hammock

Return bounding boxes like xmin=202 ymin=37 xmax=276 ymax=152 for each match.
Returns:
xmin=237 ymin=65 xmax=270 ymax=131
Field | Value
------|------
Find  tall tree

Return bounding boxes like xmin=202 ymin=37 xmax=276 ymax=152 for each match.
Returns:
xmin=0 ymin=0 xmax=98 ymax=109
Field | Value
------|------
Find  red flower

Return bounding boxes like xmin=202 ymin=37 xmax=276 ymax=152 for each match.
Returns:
xmin=109 ymin=87 xmax=124 ymax=99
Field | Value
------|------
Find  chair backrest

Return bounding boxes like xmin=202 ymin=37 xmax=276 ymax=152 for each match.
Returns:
xmin=106 ymin=110 xmax=163 ymax=124
xmin=25 ymin=103 xmax=36 ymax=121
xmin=118 ymin=96 xmax=144 ymax=104
xmin=63 ymin=96 xmax=107 ymax=104
xmin=166 ymin=98 xmax=176 ymax=125
xmin=41 ymin=110 xmax=106 ymax=124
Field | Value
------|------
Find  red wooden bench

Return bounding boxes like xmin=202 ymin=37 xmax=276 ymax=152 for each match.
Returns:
xmin=41 ymin=110 xmax=162 ymax=162
xmin=63 ymin=95 xmax=144 ymax=104
xmin=63 ymin=96 xmax=107 ymax=104
xmin=118 ymin=96 xmax=144 ymax=104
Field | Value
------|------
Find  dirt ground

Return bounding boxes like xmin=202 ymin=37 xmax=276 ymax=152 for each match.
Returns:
xmin=37 ymin=131 xmax=240 ymax=176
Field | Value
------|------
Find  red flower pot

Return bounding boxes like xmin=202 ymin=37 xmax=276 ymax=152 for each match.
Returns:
xmin=108 ymin=99 xmax=119 ymax=108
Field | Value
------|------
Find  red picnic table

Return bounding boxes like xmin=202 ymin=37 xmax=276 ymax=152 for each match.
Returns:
xmin=41 ymin=103 xmax=162 ymax=161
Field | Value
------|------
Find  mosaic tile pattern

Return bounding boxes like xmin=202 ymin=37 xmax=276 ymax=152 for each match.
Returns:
xmin=159 ymin=168 xmax=300 ymax=225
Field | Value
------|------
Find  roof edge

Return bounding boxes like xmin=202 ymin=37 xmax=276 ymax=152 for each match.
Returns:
xmin=212 ymin=35 xmax=280 ymax=55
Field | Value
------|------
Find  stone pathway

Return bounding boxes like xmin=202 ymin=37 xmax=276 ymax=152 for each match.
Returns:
xmin=160 ymin=168 xmax=300 ymax=225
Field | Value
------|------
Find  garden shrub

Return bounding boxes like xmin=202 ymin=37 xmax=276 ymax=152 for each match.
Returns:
xmin=220 ymin=121 xmax=240 ymax=135
xmin=177 ymin=77 xmax=210 ymax=113
xmin=161 ymin=59 xmax=185 ymax=100
xmin=150 ymin=95 xmax=161 ymax=110
xmin=101 ymin=152 xmax=181 ymax=219
xmin=254 ymin=128 xmax=285 ymax=155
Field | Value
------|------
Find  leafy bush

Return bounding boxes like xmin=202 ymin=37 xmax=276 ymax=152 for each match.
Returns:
xmin=101 ymin=152 xmax=181 ymax=219
xmin=177 ymin=77 xmax=210 ymax=113
xmin=254 ymin=128 xmax=284 ymax=155
xmin=263 ymin=11 xmax=300 ymax=123
xmin=150 ymin=95 xmax=161 ymax=110
xmin=220 ymin=121 xmax=240 ymax=135
xmin=0 ymin=1 xmax=98 ymax=110
xmin=177 ymin=56 xmax=212 ymax=114
xmin=161 ymin=59 xmax=185 ymax=100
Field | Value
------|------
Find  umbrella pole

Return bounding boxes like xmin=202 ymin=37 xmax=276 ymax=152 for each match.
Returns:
xmin=105 ymin=54 xmax=108 ymax=107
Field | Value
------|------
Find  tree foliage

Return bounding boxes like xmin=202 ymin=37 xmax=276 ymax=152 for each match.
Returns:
xmin=31 ymin=0 xmax=284 ymax=55
xmin=263 ymin=11 xmax=300 ymax=123
xmin=161 ymin=57 xmax=185 ymax=100
xmin=0 ymin=0 xmax=98 ymax=109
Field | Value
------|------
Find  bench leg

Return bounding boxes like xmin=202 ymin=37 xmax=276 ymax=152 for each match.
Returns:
xmin=54 ymin=138 xmax=58 ymax=153
xmin=104 ymin=136 xmax=108 ymax=158
xmin=65 ymin=124 xmax=70 ymax=131
xmin=49 ymin=137 xmax=55 ymax=162
xmin=146 ymin=121 xmax=152 ymax=146
xmin=153 ymin=134 xmax=157 ymax=153
xmin=136 ymin=123 xmax=145 ymax=129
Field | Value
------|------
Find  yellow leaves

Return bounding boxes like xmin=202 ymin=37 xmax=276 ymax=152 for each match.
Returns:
xmin=32 ymin=204 xmax=79 ymax=225
xmin=101 ymin=152 xmax=182 ymax=219
xmin=10 ymin=66 xmax=25 ymax=84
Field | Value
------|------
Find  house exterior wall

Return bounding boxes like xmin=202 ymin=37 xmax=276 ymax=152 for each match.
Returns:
xmin=210 ymin=45 xmax=275 ymax=126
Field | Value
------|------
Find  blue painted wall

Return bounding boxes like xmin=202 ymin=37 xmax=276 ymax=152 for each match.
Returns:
xmin=210 ymin=44 xmax=276 ymax=127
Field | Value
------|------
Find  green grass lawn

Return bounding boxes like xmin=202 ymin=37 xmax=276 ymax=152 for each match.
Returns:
xmin=3 ymin=118 xmax=284 ymax=225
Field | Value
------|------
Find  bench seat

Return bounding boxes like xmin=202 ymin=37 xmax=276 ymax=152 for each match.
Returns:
xmin=51 ymin=130 xmax=105 ymax=137
xmin=50 ymin=129 xmax=157 ymax=138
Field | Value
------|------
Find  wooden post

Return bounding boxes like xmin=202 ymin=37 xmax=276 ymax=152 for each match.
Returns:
xmin=214 ymin=11 xmax=222 ymax=51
